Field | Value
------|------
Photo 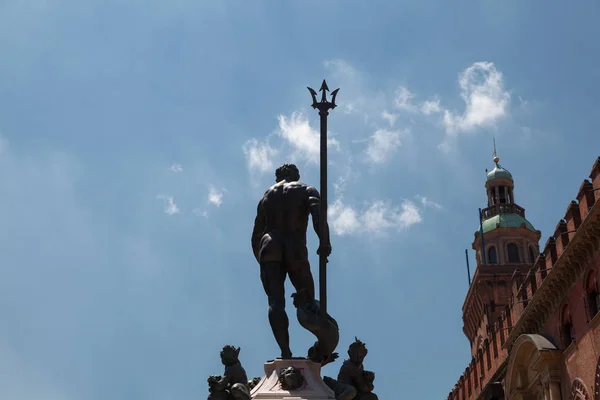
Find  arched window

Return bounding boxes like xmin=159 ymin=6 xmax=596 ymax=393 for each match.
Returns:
xmin=570 ymin=378 xmax=591 ymax=400
xmin=529 ymin=246 xmax=536 ymax=263
xmin=586 ymin=270 xmax=600 ymax=321
xmin=488 ymin=246 xmax=498 ymax=264
xmin=507 ymin=243 xmax=520 ymax=263
xmin=561 ymin=304 xmax=575 ymax=348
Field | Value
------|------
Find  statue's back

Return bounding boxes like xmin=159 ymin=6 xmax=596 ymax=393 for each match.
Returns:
xmin=262 ymin=181 xmax=310 ymax=237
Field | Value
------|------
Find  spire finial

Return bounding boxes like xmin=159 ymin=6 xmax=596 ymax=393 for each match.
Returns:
xmin=492 ymin=137 xmax=499 ymax=164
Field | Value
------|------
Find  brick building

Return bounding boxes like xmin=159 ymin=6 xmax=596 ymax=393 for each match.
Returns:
xmin=447 ymin=156 xmax=600 ymax=400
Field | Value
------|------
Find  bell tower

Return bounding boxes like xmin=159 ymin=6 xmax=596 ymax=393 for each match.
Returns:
xmin=462 ymin=153 xmax=541 ymax=358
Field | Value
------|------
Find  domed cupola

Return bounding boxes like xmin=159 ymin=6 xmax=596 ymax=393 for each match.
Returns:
xmin=486 ymin=157 xmax=513 ymax=181
xmin=473 ymin=154 xmax=541 ymax=266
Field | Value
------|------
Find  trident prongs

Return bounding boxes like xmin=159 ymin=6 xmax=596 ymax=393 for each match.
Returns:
xmin=307 ymin=79 xmax=340 ymax=113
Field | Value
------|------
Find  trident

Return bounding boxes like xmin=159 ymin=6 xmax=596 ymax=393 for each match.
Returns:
xmin=307 ymin=80 xmax=339 ymax=317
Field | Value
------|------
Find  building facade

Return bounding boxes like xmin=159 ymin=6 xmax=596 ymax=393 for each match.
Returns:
xmin=447 ymin=156 xmax=600 ymax=400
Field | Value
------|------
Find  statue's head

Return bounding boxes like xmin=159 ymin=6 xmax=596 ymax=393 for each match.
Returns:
xmin=220 ymin=345 xmax=240 ymax=366
xmin=278 ymin=366 xmax=305 ymax=391
xmin=275 ymin=163 xmax=300 ymax=183
xmin=348 ymin=337 xmax=368 ymax=364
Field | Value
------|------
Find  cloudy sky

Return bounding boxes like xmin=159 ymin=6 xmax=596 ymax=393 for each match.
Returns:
xmin=1 ymin=0 xmax=600 ymax=399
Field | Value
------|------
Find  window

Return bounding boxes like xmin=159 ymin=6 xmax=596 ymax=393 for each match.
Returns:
xmin=586 ymin=270 xmax=600 ymax=321
xmin=561 ymin=304 xmax=575 ymax=348
xmin=488 ymin=246 xmax=498 ymax=264
xmin=478 ymin=349 xmax=485 ymax=379
xmin=491 ymin=326 xmax=498 ymax=358
xmin=499 ymin=186 xmax=507 ymax=204
xmin=507 ymin=243 xmax=520 ymax=263
xmin=529 ymin=246 xmax=536 ymax=263
xmin=540 ymin=255 xmax=548 ymax=279
xmin=467 ymin=366 xmax=472 ymax=394
xmin=570 ymin=378 xmax=591 ymax=400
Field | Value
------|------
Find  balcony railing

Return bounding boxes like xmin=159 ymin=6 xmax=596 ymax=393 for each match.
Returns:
xmin=481 ymin=203 xmax=525 ymax=219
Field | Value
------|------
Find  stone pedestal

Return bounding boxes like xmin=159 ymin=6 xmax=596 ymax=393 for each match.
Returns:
xmin=250 ymin=359 xmax=335 ymax=400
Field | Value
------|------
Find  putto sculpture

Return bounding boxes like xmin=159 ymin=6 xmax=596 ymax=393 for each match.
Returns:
xmin=324 ymin=338 xmax=379 ymax=400
xmin=251 ymin=163 xmax=338 ymax=364
xmin=207 ymin=345 xmax=259 ymax=400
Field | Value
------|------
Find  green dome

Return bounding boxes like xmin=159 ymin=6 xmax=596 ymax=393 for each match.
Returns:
xmin=478 ymin=213 xmax=536 ymax=235
xmin=487 ymin=163 xmax=513 ymax=181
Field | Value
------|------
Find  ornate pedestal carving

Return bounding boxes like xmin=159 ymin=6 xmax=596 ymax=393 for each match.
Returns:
xmin=250 ymin=359 xmax=335 ymax=400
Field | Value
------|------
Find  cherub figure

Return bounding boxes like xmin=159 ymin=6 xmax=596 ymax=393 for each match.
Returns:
xmin=323 ymin=338 xmax=378 ymax=400
xmin=207 ymin=345 xmax=254 ymax=400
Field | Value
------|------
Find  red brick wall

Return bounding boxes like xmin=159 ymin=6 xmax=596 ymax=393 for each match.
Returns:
xmin=447 ymin=156 xmax=600 ymax=400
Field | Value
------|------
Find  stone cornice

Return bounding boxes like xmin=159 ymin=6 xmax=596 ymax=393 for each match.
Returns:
xmin=504 ymin=200 xmax=600 ymax=349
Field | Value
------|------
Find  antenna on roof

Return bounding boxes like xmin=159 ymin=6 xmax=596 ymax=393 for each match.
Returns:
xmin=492 ymin=137 xmax=499 ymax=164
xmin=465 ymin=249 xmax=472 ymax=286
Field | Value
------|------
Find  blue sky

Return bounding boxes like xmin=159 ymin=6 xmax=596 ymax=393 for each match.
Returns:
xmin=1 ymin=0 xmax=600 ymax=398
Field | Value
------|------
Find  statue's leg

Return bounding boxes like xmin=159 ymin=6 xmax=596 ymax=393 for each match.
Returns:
xmin=260 ymin=261 xmax=292 ymax=359
xmin=287 ymin=248 xmax=315 ymax=300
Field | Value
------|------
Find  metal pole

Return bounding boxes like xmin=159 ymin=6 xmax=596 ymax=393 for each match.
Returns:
xmin=465 ymin=249 xmax=471 ymax=286
xmin=307 ymin=80 xmax=339 ymax=317
xmin=319 ymin=109 xmax=328 ymax=314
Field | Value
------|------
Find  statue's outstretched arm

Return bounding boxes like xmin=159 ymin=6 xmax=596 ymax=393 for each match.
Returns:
xmin=251 ymin=199 xmax=265 ymax=262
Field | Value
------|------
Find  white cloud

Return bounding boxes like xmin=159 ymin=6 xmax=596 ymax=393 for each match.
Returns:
xmin=393 ymin=87 xmax=417 ymax=112
xmin=328 ymin=199 xmax=422 ymax=236
xmin=156 ymin=195 xmax=180 ymax=215
xmin=169 ymin=163 xmax=183 ymax=172
xmin=381 ymin=110 xmax=399 ymax=127
xmin=442 ymin=61 xmax=510 ymax=135
xmin=328 ymin=200 xmax=361 ymax=235
xmin=392 ymin=86 xmax=442 ymax=117
xmin=277 ymin=112 xmax=339 ymax=164
xmin=242 ymin=138 xmax=278 ymax=174
xmin=207 ymin=186 xmax=224 ymax=207
xmin=365 ymin=129 xmax=404 ymax=165
xmin=421 ymin=99 xmax=441 ymax=115
xmin=415 ymin=195 xmax=442 ymax=209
